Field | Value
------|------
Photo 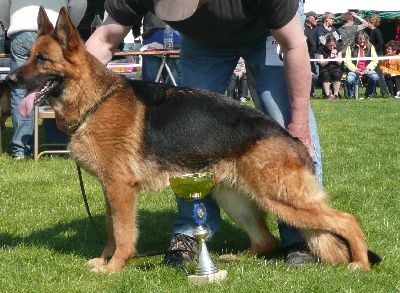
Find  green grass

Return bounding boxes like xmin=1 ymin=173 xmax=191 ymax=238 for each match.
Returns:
xmin=0 ymin=97 xmax=399 ymax=292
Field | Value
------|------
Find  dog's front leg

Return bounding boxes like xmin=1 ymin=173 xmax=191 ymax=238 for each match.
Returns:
xmin=90 ymin=177 xmax=138 ymax=273
xmin=86 ymin=187 xmax=116 ymax=269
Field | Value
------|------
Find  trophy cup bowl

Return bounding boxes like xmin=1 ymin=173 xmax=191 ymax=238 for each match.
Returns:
xmin=169 ymin=172 xmax=227 ymax=283
xmin=169 ymin=172 xmax=215 ymax=201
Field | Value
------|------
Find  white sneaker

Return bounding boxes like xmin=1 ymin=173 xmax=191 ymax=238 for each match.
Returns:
xmin=396 ymin=91 xmax=400 ymax=98
xmin=240 ymin=97 xmax=247 ymax=103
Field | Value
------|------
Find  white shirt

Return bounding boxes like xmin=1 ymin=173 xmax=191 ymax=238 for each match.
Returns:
xmin=0 ymin=0 xmax=87 ymax=37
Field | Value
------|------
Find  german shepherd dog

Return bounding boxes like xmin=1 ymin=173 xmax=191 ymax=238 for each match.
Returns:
xmin=7 ymin=7 xmax=379 ymax=273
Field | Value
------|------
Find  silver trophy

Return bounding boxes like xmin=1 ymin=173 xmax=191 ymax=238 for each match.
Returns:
xmin=169 ymin=172 xmax=227 ymax=284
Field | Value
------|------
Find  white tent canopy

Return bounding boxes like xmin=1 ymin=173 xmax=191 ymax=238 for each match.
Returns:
xmin=304 ymin=0 xmax=400 ymax=14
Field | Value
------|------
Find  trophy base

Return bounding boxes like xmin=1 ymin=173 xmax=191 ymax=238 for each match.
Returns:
xmin=188 ymin=270 xmax=228 ymax=284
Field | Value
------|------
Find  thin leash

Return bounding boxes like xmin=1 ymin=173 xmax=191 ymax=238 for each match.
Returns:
xmin=76 ymin=164 xmax=106 ymax=244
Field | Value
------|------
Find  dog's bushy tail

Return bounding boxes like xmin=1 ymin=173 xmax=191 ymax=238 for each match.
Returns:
xmin=303 ymin=229 xmax=382 ymax=267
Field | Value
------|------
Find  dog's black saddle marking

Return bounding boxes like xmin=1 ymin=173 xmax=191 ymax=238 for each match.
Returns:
xmin=128 ymin=80 xmax=294 ymax=170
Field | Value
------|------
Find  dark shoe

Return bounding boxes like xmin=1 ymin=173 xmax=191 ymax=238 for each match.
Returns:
xmin=324 ymin=94 xmax=331 ymax=100
xmin=47 ymin=153 xmax=70 ymax=159
xmin=284 ymin=242 xmax=318 ymax=266
xmin=162 ymin=233 xmax=199 ymax=266
xmin=11 ymin=154 xmax=29 ymax=160
xmin=334 ymin=94 xmax=339 ymax=99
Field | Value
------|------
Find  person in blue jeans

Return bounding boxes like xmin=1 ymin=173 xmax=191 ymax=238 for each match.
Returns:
xmin=86 ymin=0 xmax=320 ymax=266
xmin=245 ymin=1 xmax=322 ymax=263
xmin=0 ymin=1 xmax=87 ymax=159
xmin=136 ymin=13 xmax=181 ymax=85
xmin=344 ymin=30 xmax=380 ymax=99
xmin=8 ymin=31 xmax=36 ymax=159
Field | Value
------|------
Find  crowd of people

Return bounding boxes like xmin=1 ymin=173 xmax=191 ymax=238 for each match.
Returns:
xmin=306 ymin=10 xmax=400 ymax=99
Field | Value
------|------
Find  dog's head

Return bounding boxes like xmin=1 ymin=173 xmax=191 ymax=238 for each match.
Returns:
xmin=6 ymin=6 xmax=85 ymax=118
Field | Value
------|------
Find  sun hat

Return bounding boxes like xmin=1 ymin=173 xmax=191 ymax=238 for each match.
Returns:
xmin=154 ymin=0 xmax=200 ymax=21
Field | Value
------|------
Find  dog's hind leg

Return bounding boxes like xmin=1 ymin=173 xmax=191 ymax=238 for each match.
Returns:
xmin=89 ymin=176 xmax=139 ymax=273
xmin=249 ymin=166 xmax=370 ymax=270
xmin=237 ymin=140 xmax=370 ymax=270
xmin=212 ymin=184 xmax=278 ymax=257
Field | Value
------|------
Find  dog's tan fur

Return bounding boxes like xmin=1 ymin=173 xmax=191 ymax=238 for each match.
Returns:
xmin=6 ymin=7 xmax=375 ymax=273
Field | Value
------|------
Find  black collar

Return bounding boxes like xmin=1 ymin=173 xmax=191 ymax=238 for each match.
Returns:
xmin=65 ymin=87 xmax=114 ymax=132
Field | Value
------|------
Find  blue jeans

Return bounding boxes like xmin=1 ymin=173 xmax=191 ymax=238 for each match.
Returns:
xmin=10 ymin=31 xmax=36 ymax=157
xmin=346 ymin=71 xmax=379 ymax=98
xmin=142 ymin=56 xmax=181 ymax=86
xmin=173 ymin=34 xmax=323 ymax=248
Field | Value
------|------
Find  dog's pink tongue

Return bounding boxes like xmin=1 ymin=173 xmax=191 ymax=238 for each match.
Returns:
xmin=19 ymin=91 xmax=37 ymax=118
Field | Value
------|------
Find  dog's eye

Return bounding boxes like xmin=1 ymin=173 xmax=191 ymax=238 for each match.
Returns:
xmin=35 ymin=54 xmax=52 ymax=65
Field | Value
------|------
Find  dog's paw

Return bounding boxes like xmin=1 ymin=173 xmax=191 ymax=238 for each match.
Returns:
xmin=86 ymin=257 xmax=105 ymax=268
xmin=347 ymin=261 xmax=370 ymax=271
xmin=90 ymin=264 xmax=124 ymax=273
xmin=90 ymin=265 xmax=113 ymax=273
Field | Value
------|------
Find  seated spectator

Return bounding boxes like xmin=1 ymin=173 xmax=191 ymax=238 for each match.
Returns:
xmin=344 ymin=30 xmax=379 ymax=99
xmin=227 ymin=57 xmax=248 ymax=102
xmin=317 ymin=34 xmax=343 ymax=100
xmin=380 ymin=40 xmax=400 ymax=98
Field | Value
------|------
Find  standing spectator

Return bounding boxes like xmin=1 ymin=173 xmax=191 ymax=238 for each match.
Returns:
xmin=380 ymin=40 xmax=400 ymax=98
xmin=367 ymin=14 xmax=390 ymax=97
xmin=396 ymin=17 xmax=400 ymax=42
xmin=317 ymin=34 xmax=343 ymax=100
xmin=337 ymin=11 xmax=368 ymax=56
xmin=86 ymin=0 xmax=320 ymax=267
xmin=0 ymin=1 xmax=87 ymax=159
xmin=227 ymin=57 xmax=248 ymax=102
xmin=337 ymin=11 xmax=368 ymax=97
xmin=304 ymin=11 xmax=319 ymax=97
xmin=315 ymin=12 xmax=340 ymax=51
xmin=135 ymin=13 xmax=181 ymax=85
xmin=344 ymin=30 xmax=379 ymax=99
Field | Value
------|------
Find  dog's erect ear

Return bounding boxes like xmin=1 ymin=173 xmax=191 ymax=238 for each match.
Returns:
xmin=37 ymin=6 xmax=54 ymax=36
xmin=53 ymin=7 xmax=81 ymax=52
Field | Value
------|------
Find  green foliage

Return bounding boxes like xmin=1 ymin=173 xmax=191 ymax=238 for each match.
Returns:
xmin=0 ymin=98 xmax=399 ymax=292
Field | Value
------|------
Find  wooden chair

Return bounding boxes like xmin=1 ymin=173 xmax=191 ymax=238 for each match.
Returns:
xmin=34 ymin=106 xmax=70 ymax=161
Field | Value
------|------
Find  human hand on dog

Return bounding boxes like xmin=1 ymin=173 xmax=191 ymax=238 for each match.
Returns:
xmin=286 ymin=122 xmax=314 ymax=160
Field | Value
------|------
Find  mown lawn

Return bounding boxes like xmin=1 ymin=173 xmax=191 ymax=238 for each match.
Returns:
xmin=0 ymin=97 xmax=399 ymax=292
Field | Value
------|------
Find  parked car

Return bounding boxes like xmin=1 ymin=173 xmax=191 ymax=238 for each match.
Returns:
xmin=0 ymin=57 xmax=10 ymax=81
xmin=107 ymin=55 xmax=141 ymax=80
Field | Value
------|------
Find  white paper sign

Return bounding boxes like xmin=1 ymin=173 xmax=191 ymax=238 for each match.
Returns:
xmin=265 ymin=35 xmax=284 ymax=66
